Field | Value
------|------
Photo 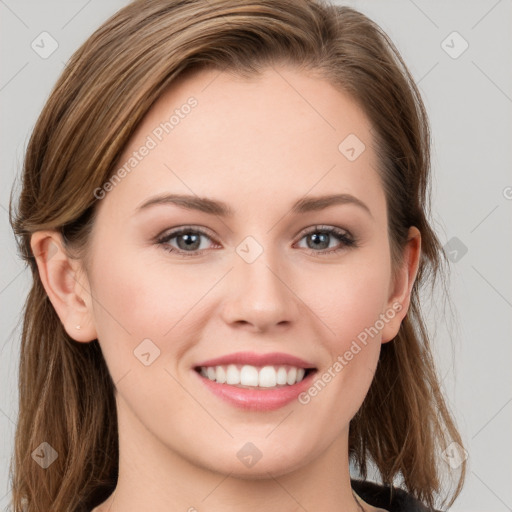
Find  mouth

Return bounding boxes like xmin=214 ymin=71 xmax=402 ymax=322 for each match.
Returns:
xmin=192 ymin=353 xmax=318 ymax=411
xmin=193 ymin=364 xmax=317 ymax=389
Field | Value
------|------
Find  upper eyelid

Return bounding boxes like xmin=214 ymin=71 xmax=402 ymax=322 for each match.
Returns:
xmin=156 ymin=225 xmax=216 ymax=240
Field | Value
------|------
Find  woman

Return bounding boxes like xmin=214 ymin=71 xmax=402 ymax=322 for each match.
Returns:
xmin=9 ymin=1 xmax=466 ymax=511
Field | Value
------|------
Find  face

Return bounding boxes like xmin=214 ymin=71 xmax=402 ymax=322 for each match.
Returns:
xmin=60 ymin=66 xmax=412 ymax=477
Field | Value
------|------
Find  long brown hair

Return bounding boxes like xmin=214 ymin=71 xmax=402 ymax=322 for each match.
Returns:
xmin=9 ymin=1 xmax=466 ymax=510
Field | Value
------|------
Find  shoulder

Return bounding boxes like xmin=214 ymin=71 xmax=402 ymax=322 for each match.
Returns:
xmin=351 ymin=478 xmax=441 ymax=512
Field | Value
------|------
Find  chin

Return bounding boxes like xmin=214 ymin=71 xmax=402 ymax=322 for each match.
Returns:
xmin=197 ymin=444 xmax=314 ymax=479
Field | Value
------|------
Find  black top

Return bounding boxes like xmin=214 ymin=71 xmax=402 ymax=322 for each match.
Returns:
xmin=351 ymin=478 xmax=441 ymax=512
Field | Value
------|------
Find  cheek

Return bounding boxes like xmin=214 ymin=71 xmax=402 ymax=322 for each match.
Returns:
xmin=88 ymin=243 xmax=238 ymax=385
xmin=87 ymin=248 xmax=193 ymax=376
xmin=298 ymin=255 xmax=391 ymax=411
xmin=305 ymin=255 xmax=391 ymax=344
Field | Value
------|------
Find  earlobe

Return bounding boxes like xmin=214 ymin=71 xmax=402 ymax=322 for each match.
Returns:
xmin=30 ymin=230 xmax=97 ymax=343
xmin=381 ymin=226 xmax=421 ymax=343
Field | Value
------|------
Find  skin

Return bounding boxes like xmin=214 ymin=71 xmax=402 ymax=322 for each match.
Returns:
xmin=32 ymin=65 xmax=420 ymax=512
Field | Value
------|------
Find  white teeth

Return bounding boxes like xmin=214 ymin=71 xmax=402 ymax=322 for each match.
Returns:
xmin=259 ymin=366 xmax=277 ymax=387
xmin=216 ymin=365 xmax=226 ymax=384
xmin=240 ymin=365 xmax=259 ymax=386
xmin=276 ymin=367 xmax=288 ymax=385
xmin=286 ymin=367 xmax=297 ymax=385
xmin=198 ymin=364 xmax=310 ymax=388
xmin=226 ymin=364 xmax=240 ymax=385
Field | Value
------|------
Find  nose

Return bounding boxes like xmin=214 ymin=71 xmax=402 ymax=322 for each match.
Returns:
xmin=220 ymin=246 xmax=301 ymax=333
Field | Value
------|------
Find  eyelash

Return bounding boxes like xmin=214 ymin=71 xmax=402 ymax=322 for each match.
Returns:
xmin=155 ymin=225 xmax=357 ymax=258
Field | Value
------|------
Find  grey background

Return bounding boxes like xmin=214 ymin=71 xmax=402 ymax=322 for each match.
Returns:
xmin=1 ymin=1 xmax=511 ymax=510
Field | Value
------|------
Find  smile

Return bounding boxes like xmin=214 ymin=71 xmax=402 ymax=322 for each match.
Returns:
xmin=192 ymin=352 xmax=318 ymax=411
xmin=196 ymin=364 xmax=313 ymax=388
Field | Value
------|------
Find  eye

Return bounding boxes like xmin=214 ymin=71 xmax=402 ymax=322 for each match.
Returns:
xmin=294 ymin=225 xmax=357 ymax=255
xmin=156 ymin=226 xmax=219 ymax=257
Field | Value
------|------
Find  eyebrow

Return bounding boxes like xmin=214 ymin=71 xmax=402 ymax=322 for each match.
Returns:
xmin=135 ymin=193 xmax=372 ymax=218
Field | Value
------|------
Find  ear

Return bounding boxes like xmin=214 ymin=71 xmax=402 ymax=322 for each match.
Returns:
xmin=30 ymin=230 xmax=97 ymax=342
xmin=381 ymin=226 xmax=421 ymax=343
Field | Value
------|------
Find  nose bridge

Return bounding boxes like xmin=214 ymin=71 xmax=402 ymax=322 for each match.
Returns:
xmin=222 ymin=233 xmax=299 ymax=329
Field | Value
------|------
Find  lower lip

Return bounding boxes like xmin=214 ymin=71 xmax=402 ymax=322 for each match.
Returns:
xmin=193 ymin=370 xmax=317 ymax=411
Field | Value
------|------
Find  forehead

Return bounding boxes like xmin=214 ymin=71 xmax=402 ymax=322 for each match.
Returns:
xmin=97 ymin=65 xmax=384 ymax=221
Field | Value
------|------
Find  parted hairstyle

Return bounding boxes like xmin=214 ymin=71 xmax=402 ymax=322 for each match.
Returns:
xmin=9 ymin=0 xmax=466 ymax=510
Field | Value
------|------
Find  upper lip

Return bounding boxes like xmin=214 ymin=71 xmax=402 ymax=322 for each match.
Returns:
xmin=194 ymin=351 xmax=316 ymax=369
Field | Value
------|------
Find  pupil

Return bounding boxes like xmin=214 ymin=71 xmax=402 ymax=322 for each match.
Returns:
xmin=310 ymin=233 xmax=328 ymax=249
xmin=179 ymin=233 xmax=200 ymax=250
